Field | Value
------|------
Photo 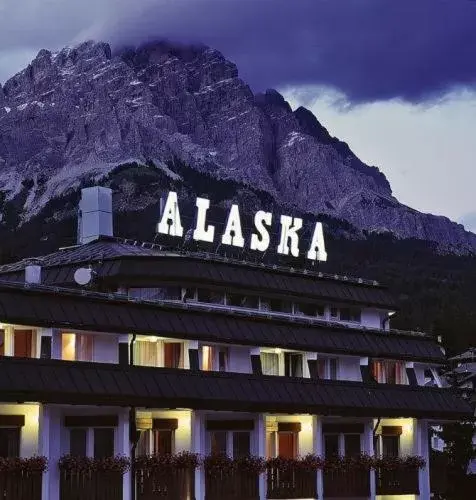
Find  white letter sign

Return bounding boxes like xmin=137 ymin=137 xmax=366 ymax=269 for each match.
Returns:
xmin=157 ymin=191 xmax=183 ymax=237
xmin=221 ymin=204 xmax=245 ymax=247
xmin=250 ymin=211 xmax=272 ymax=252
xmin=193 ymin=197 xmax=215 ymax=242
xmin=307 ymin=222 xmax=327 ymax=262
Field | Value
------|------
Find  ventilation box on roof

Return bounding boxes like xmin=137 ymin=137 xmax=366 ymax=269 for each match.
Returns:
xmin=77 ymin=186 xmax=113 ymax=244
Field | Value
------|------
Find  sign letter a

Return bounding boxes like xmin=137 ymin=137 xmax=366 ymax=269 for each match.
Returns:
xmin=157 ymin=191 xmax=184 ymax=237
xmin=307 ymin=222 xmax=327 ymax=262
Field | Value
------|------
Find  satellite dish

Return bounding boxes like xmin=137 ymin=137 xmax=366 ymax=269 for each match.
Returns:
xmin=74 ymin=267 xmax=93 ymax=286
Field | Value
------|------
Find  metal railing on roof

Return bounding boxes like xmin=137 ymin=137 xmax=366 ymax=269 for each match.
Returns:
xmin=0 ymin=279 xmax=430 ymax=339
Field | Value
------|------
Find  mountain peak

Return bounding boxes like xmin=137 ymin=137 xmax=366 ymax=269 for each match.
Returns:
xmin=0 ymin=39 xmax=474 ymax=253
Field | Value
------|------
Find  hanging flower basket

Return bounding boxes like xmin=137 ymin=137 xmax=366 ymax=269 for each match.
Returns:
xmin=204 ymin=454 xmax=234 ymax=476
xmin=58 ymin=455 xmax=130 ymax=474
xmin=0 ymin=456 xmax=47 ymax=473
xmin=135 ymin=452 xmax=201 ymax=471
xmin=374 ymin=455 xmax=426 ymax=471
xmin=323 ymin=454 xmax=374 ymax=471
xmin=233 ymin=455 xmax=267 ymax=474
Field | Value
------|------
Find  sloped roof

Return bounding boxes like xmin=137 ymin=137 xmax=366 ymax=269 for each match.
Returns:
xmin=0 ymin=237 xmax=397 ymax=309
xmin=0 ymin=356 xmax=470 ymax=419
xmin=0 ymin=281 xmax=442 ymax=363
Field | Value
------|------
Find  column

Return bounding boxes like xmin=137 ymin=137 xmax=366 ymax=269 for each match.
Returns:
xmin=38 ymin=328 xmax=55 ymax=359
xmin=256 ymin=414 xmax=266 ymax=500
xmin=363 ymin=419 xmax=376 ymax=500
xmin=117 ymin=409 xmax=132 ymax=500
xmin=312 ymin=416 xmax=324 ymax=499
xmin=250 ymin=347 xmax=262 ymax=375
xmin=415 ymin=419 xmax=430 ymax=499
xmin=39 ymin=405 xmax=60 ymax=500
xmin=188 ymin=340 xmax=200 ymax=370
xmin=192 ymin=411 xmax=205 ymax=500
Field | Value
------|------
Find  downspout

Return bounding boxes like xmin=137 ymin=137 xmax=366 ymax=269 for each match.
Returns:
xmin=129 ymin=333 xmax=137 ymax=500
xmin=373 ymin=417 xmax=381 ymax=456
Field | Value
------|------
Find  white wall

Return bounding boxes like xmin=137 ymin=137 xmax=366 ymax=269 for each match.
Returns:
xmin=338 ymin=356 xmax=362 ymax=381
xmin=228 ymin=346 xmax=252 ymax=374
xmin=375 ymin=418 xmax=415 ymax=456
xmin=94 ymin=335 xmax=119 ymax=364
xmin=361 ymin=308 xmax=386 ymax=329
xmin=0 ymin=403 xmax=39 ymax=457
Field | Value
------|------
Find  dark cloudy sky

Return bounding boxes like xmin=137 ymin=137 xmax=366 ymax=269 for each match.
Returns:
xmin=1 ymin=0 xmax=475 ymax=228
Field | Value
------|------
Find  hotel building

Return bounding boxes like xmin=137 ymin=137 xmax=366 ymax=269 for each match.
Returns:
xmin=0 ymin=187 xmax=471 ymax=500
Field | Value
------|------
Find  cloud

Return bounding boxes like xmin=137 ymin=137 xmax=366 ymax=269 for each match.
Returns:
xmin=1 ymin=0 xmax=475 ymax=103
xmin=283 ymin=86 xmax=476 ymax=223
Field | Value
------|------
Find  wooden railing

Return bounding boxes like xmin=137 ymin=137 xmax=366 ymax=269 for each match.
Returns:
xmin=205 ymin=467 xmax=259 ymax=500
xmin=0 ymin=471 xmax=42 ymax=500
xmin=136 ymin=467 xmax=195 ymax=500
xmin=266 ymin=465 xmax=317 ymax=499
xmin=323 ymin=468 xmax=370 ymax=498
xmin=376 ymin=467 xmax=419 ymax=495
xmin=60 ymin=470 xmax=124 ymax=500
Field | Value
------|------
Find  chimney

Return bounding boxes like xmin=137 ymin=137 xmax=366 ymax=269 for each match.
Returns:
xmin=78 ymin=186 xmax=113 ymax=244
xmin=25 ymin=261 xmax=42 ymax=284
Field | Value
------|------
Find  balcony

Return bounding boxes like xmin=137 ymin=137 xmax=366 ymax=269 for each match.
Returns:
xmin=266 ymin=461 xmax=317 ymax=499
xmin=376 ymin=467 xmax=419 ymax=495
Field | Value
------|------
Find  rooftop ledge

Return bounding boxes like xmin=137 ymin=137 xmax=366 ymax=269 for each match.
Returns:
xmin=0 ymin=279 xmax=433 ymax=341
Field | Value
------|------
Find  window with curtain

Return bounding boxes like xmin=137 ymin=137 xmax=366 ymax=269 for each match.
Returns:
xmin=372 ymin=360 xmax=408 ymax=384
xmin=381 ymin=435 xmax=399 ymax=457
xmin=261 ymin=352 xmax=279 ymax=376
xmin=284 ymin=352 xmax=303 ymax=377
xmin=278 ymin=432 xmax=298 ymax=459
xmin=134 ymin=339 xmax=161 ymax=367
xmin=317 ymin=358 xmax=339 ymax=380
xmin=233 ymin=432 xmax=251 ymax=458
xmin=61 ymin=333 xmax=93 ymax=361
xmin=164 ymin=343 xmax=183 ymax=369
xmin=129 ymin=287 xmax=181 ymax=301
xmin=0 ymin=428 xmax=20 ymax=457
xmin=344 ymin=434 xmax=361 ymax=457
xmin=14 ymin=329 xmax=36 ymax=358
xmin=0 ymin=329 xmax=4 ymax=356
xmin=324 ymin=434 xmax=339 ymax=458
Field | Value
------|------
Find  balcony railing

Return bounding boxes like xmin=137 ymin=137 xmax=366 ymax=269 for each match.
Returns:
xmin=60 ymin=470 xmax=124 ymax=500
xmin=0 ymin=471 xmax=43 ymax=500
xmin=323 ymin=468 xmax=371 ymax=498
xmin=205 ymin=468 xmax=259 ymax=500
xmin=136 ymin=466 xmax=195 ymax=500
xmin=376 ymin=467 xmax=419 ymax=495
xmin=266 ymin=464 xmax=317 ymax=499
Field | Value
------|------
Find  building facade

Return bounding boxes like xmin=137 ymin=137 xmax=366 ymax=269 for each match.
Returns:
xmin=0 ymin=187 xmax=471 ymax=500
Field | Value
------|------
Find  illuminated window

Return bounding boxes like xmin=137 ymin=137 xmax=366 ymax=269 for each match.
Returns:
xmin=134 ymin=339 xmax=160 ymax=367
xmin=14 ymin=329 xmax=36 ymax=358
xmin=372 ymin=360 xmax=408 ymax=384
xmin=284 ymin=353 xmax=303 ymax=377
xmin=202 ymin=346 xmax=214 ymax=371
xmin=61 ymin=333 xmax=94 ymax=362
xmin=0 ymin=428 xmax=20 ymax=457
xmin=0 ymin=329 xmax=4 ymax=356
xmin=261 ymin=352 xmax=279 ymax=376
xmin=202 ymin=346 xmax=229 ymax=372
xmin=164 ymin=343 xmax=183 ymax=369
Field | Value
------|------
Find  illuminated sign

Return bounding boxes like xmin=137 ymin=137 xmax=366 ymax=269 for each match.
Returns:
xmin=156 ymin=191 xmax=327 ymax=262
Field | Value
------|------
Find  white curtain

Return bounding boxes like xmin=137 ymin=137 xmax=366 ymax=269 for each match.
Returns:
xmin=261 ymin=352 xmax=279 ymax=376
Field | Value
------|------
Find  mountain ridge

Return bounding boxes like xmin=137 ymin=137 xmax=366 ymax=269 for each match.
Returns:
xmin=0 ymin=39 xmax=475 ymax=254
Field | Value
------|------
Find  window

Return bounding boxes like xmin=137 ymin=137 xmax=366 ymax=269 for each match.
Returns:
xmin=129 ymin=287 xmax=181 ymax=301
xmin=330 ymin=307 xmax=339 ymax=319
xmin=233 ymin=432 xmax=251 ymax=458
xmin=197 ymin=288 xmax=224 ymax=305
xmin=61 ymin=333 xmax=93 ymax=362
xmin=202 ymin=346 xmax=214 ymax=371
xmin=278 ymin=432 xmax=297 ymax=459
xmin=317 ymin=358 xmax=339 ymax=380
xmin=14 ymin=329 xmax=36 ymax=358
xmin=202 ymin=346 xmax=229 ymax=372
xmin=269 ymin=299 xmax=293 ymax=314
xmin=94 ymin=428 xmax=114 ymax=459
xmin=210 ymin=431 xmax=227 ymax=455
xmin=324 ymin=434 xmax=339 ymax=458
xmin=340 ymin=307 xmax=361 ymax=323
xmin=69 ymin=428 xmax=87 ymax=456
xmin=209 ymin=430 xmax=251 ymax=457
xmin=134 ymin=339 xmax=160 ymax=367
xmin=164 ymin=343 xmax=183 ymax=369
xmin=218 ymin=348 xmax=228 ymax=372
xmin=261 ymin=352 xmax=279 ymax=376
xmin=284 ymin=353 xmax=303 ymax=377
xmin=381 ymin=435 xmax=399 ymax=458
xmin=372 ymin=360 xmax=408 ymax=384
xmin=295 ymin=302 xmax=320 ymax=317
xmin=153 ymin=430 xmax=173 ymax=455
xmin=0 ymin=428 xmax=20 ymax=457
xmin=344 ymin=434 xmax=361 ymax=457
xmin=227 ymin=294 xmax=259 ymax=309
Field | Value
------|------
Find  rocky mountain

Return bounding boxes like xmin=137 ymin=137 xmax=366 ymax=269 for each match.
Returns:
xmin=0 ymin=39 xmax=475 ymax=253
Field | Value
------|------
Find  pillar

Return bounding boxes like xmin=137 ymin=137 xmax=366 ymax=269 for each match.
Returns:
xmin=39 ymin=405 xmax=60 ymax=500
xmin=312 ymin=416 xmax=324 ymax=499
xmin=256 ymin=414 xmax=266 ymax=500
xmin=415 ymin=419 xmax=430 ymax=499
xmin=117 ymin=409 xmax=132 ymax=500
xmin=192 ymin=411 xmax=205 ymax=500
xmin=118 ymin=334 xmax=130 ymax=365
xmin=38 ymin=328 xmax=56 ymax=359
xmin=250 ymin=347 xmax=262 ymax=375
xmin=188 ymin=340 xmax=200 ymax=370
xmin=363 ymin=419 xmax=376 ymax=499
